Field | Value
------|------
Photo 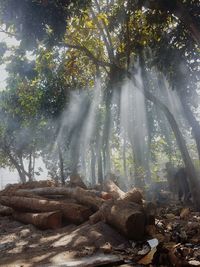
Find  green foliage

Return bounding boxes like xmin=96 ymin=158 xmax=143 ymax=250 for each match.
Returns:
xmin=0 ymin=0 xmax=91 ymax=49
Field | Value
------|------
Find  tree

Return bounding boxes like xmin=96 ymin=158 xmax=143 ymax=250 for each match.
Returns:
xmin=0 ymin=0 xmax=91 ymax=48
xmin=0 ymin=0 xmax=200 ymax=207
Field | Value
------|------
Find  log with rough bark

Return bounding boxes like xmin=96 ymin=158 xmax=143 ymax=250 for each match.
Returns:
xmin=0 ymin=180 xmax=57 ymax=196
xmin=98 ymin=199 xmax=146 ymax=240
xmin=121 ymin=188 xmax=143 ymax=204
xmin=103 ymin=180 xmax=144 ymax=204
xmin=16 ymin=187 xmax=105 ymax=210
xmin=13 ymin=211 xmax=62 ymax=229
xmin=103 ymin=180 xmax=125 ymax=199
xmin=0 ymin=205 xmax=13 ymax=216
xmin=0 ymin=196 xmax=92 ymax=224
xmin=14 ymin=191 xmax=46 ymax=199
xmin=89 ymin=210 xmax=102 ymax=224
xmin=89 ymin=190 xmax=113 ymax=200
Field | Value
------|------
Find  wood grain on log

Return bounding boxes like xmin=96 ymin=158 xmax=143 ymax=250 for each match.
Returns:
xmin=121 ymin=188 xmax=143 ymax=204
xmin=0 ymin=196 xmax=92 ymax=224
xmin=0 ymin=205 xmax=13 ymax=216
xmin=103 ymin=180 xmax=125 ymax=199
xmin=100 ymin=200 xmax=145 ymax=240
xmin=13 ymin=211 xmax=62 ymax=229
xmin=89 ymin=210 xmax=102 ymax=224
xmin=17 ymin=187 xmax=104 ymax=210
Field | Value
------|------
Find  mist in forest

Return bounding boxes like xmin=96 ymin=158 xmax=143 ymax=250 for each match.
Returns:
xmin=1 ymin=57 xmax=197 ymax=190
xmin=37 ymin=60 xmax=195 ymax=189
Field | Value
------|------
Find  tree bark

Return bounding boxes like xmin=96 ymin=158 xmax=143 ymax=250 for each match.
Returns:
xmin=6 ymin=151 xmax=26 ymax=183
xmin=69 ymin=174 xmax=87 ymax=189
xmin=99 ymin=200 xmax=145 ymax=240
xmin=143 ymin=90 xmax=200 ymax=209
xmin=0 ymin=196 xmax=92 ymax=224
xmin=137 ymin=57 xmax=200 ymax=209
xmin=103 ymin=179 xmax=125 ymax=199
xmin=97 ymin=151 xmax=103 ymax=184
xmin=58 ymin=144 xmax=65 ymax=185
xmin=91 ymin=145 xmax=96 ymax=185
xmin=89 ymin=210 xmax=102 ymax=224
xmin=15 ymin=187 xmax=104 ymax=211
xmin=0 ymin=205 xmax=13 ymax=216
xmin=13 ymin=211 xmax=62 ymax=229
xmin=179 ymin=95 xmax=200 ymax=160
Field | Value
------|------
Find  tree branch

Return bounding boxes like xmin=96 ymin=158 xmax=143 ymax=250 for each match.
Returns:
xmin=63 ymin=42 xmax=112 ymax=69
xmin=93 ymin=0 xmax=114 ymax=56
xmin=90 ymin=6 xmax=115 ymax=62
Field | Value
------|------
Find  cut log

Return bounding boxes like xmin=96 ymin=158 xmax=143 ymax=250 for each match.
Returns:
xmin=89 ymin=210 xmax=102 ymax=224
xmin=99 ymin=200 xmax=145 ymax=240
xmin=103 ymin=180 xmax=144 ymax=205
xmin=143 ymin=201 xmax=156 ymax=225
xmin=14 ymin=191 xmax=46 ymax=199
xmin=17 ymin=187 xmax=72 ymax=196
xmin=13 ymin=211 xmax=62 ymax=229
xmin=0 ymin=196 xmax=92 ymax=224
xmin=121 ymin=188 xmax=143 ymax=205
xmin=103 ymin=180 xmax=125 ymax=199
xmin=71 ymin=187 xmax=105 ymax=210
xmin=0 ymin=205 xmax=13 ymax=216
xmin=17 ymin=187 xmax=104 ymax=210
xmin=0 ymin=180 xmax=57 ymax=196
xmin=89 ymin=190 xmax=113 ymax=200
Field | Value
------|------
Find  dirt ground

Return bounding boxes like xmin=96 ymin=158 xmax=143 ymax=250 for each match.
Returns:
xmin=0 ymin=202 xmax=200 ymax=267
xmin=0 ymin=216 xmax=130 ymax=267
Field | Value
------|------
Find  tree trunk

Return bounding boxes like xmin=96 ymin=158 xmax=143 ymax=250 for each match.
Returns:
xmin=28 ymin=152 xmax=33 ymax=182
xmin=91 ymin=145 xmax=96 ymax=185
xmin=137 ymin=58 xmax=200 ymax=209
xmin=122 ymin=136 xmax=128 ymax=179
xmin=18 ymin=168 xmax=27 ymax=184
xmin=19 ymin=155 xmax=32 ymax=182
xmin=0 ymin=196 xmax=92 ymax=224
xmin=102 ymin=149 xmax=107 ymax=177
xmin=97 ymin=151 xmax=103 ymax=184
xmin=6 ymin=151 xmax=26 ymax=183
xmin=80 ymin=151 xmax=87 ymax=178
xmin=58 ymin=144 xmax=65 ymax=185
xmin=143 ymin=90 xmax=200 ymax=209
xmin=69 ymin=174 xmax=87 ymax=189
xmin=175 ymin=0 xmax=200 ymax=46
xmin=179 ymin=95 xmax=200 ymax=160
xmin=128 ymin=125 xmax=145 ymax=188
xmin=13 ymin=211 xmax=62 ymax=229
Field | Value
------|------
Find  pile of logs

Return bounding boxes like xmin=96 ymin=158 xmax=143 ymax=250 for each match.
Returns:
xmin=0 ymin=176 xmax=156 ymax=240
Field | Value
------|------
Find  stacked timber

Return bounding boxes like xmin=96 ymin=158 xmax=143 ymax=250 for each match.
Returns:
xmin=0 ymin=176 xmax=156 ymax=240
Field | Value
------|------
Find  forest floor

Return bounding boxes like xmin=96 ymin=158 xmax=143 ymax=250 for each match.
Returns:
xmin=0 ymin=202 xmax=200 ymax=267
